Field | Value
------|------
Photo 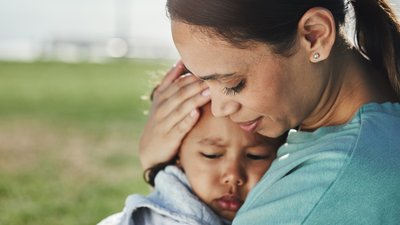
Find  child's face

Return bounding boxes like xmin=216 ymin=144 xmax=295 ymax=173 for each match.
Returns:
xmin=178 ymin=103 xmax=282 ymax=221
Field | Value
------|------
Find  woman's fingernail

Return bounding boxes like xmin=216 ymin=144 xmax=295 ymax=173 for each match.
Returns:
xmin=173 ymin=61 xmax=183 ymax=68
xmin=190 ymin=109 xmax=198 ymax=117
xmin=201 ymin=88 xmax=210 ymax=96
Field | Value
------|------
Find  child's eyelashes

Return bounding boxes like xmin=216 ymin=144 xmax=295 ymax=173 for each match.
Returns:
xmin=246 ymin=153 xmax=270 ymax=160
xmin=222 ymin=79 xmax=246 ymax=96
xmin=200 ymin=152 xmax=270 ymax=160
xmin=200 ymin=152 xmax=222 ymax=159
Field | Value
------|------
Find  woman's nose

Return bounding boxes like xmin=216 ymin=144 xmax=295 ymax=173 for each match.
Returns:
xmin=210 ymin=92 xmax=240 ymax=118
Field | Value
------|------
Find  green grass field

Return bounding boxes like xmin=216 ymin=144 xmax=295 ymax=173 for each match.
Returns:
xmin=0 ymin=60 xmax=171 ymax=225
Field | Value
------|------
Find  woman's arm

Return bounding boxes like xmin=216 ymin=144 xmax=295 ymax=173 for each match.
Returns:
xmin=139 ymin=61 xmax=211 ymax=171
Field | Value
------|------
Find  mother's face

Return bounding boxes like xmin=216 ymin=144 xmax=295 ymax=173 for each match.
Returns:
xmin=172 ymin=21 xmax=326 ymax=137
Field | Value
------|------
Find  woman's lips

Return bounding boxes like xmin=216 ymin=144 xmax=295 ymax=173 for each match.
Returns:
xmin=216 ymin=195 xmax=243 ymax=212
xmin=237 ymin=117 xmax=261 ymax=133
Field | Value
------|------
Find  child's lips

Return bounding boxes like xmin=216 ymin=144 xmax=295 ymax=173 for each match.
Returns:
xmin=216 ymin=195 xmax=243 ymax=212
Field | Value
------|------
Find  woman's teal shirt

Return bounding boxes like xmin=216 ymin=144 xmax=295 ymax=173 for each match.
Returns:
xmin=234 ymin=102 xmax=400 ymax=225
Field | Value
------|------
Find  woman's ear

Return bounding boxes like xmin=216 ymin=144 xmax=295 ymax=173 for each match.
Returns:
xmin=297 ymin=7 xmax=336 ymax=63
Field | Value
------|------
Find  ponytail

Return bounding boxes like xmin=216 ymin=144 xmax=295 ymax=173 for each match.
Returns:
xmin=350 ymin=0 xmax=400 ymax=99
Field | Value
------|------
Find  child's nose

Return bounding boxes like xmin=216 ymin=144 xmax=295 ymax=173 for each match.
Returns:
xmin=222 ymin=161 xmax=246 ymax=186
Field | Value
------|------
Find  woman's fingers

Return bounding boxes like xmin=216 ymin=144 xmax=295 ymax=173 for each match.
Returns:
xmin=138 ymin=108 xmax=200 ymax=171
xmin=138 ymin=62 xmax=210 ymax=171
xmin=162 ymin=89 xmax=210 ymax=132
xmin=170 ymin=108 xmax=201 ymax=138
xmin=153 ymin=73 xmax=200 ymax=104
xmin=154 ymin=77 xmax=210 ymax=122
xmin=143 ymin=78 xmax=210 ymax=151
xmin=157 ymin=60 xmax=186 ymax=93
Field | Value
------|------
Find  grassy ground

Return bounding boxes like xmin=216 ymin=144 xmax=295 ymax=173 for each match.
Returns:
xmin=0 ymin=60 xmax=171 ymax=225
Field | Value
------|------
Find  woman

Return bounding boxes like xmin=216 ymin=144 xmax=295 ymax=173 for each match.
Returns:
xmin=140 ymin=0 xmax=400 ymax=224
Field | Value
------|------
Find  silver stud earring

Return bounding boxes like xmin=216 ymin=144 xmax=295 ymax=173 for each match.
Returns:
xmin=312 ymin=52 xmax=320 ymax=61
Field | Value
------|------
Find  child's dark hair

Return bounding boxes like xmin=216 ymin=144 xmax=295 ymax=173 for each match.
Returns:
xmin=143 ymin=156 xmax=178 ymax=187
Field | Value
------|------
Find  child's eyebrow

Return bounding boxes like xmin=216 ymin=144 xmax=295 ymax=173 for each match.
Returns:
xmin=198 ymin=137 xmax=227 ymax=148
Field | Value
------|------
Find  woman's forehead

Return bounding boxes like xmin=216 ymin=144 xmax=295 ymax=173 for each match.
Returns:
xmin=172 ymin=22 xmax=268 ymax=77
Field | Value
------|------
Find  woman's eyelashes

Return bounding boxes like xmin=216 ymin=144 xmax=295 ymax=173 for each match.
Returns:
xmin=222 ymin=79 xmax=246 ymax=96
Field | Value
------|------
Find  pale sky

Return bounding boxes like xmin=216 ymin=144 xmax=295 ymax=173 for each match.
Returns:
xmin=0 ymin=0 xmax=172 ymax=42
xmin=0 ymin=0 xmax=399 ymax=60
xmin=1 ymin=0 xmax=399 ymax=41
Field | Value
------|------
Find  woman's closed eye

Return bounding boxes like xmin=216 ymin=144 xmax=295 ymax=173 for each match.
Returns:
xmin=201 ymin=152 xmax=222 ymax=159
xmin=222 ymin=79 xmax=246 ymax=96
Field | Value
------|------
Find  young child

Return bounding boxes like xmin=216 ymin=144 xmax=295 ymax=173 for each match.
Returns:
xmin=98 ymin=103 xmax=286 ymax=225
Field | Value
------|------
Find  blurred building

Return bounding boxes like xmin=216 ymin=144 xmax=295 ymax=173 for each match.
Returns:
xmin=0 ymin=0 xmax=398 ymax=62
xmin=0 ymin=37 xmax=177 ymax=62
xmin=0 ymin=0 xmax=178 ymax=62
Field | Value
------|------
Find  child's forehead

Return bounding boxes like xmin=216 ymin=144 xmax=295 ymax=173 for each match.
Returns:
xmin=198 ymin=137 xmax=227 ymax=147
xmin=191 ymin=102 xmax=283 ymax=148
xmin=198 ymin=102 xmax=213 ymax=118
xmin=197 ymin=102 xmax=232 ymax=126
xmin=195 ymin=135 xmax=270 ymax=148
xmin=194 ymin=103 xmax=262 ymax=140
xmin=189 ymin=124 xmax=273 ymax=148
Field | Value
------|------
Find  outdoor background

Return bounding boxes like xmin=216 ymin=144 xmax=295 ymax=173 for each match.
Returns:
xmin=0 ymin=0 xmax=177 ymax=224
xmin=0 ymin=1 xmax=399 ymax=225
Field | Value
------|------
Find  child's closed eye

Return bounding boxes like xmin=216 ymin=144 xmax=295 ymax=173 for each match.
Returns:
xmin=246 ymin=153 xmax=270 ymax=160
xmin=200 ymin=152 xmax=222 ymax=159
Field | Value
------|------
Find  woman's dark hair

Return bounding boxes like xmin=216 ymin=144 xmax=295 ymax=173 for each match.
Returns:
xmin=350 ymin=0 xmax=400 ymax=98
xmin=166 ymin=0 xmax=400 ymax=99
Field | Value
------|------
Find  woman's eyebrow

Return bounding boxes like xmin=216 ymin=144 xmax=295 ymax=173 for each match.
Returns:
xmin=199 ymin=72 xmax=236 ymax=81
xmin=198 ymin=137 xmax=227 ymax=147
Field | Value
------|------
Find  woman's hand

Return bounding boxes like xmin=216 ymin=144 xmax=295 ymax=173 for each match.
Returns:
xmin=139 ymin=61 xmax=211 ymax=171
